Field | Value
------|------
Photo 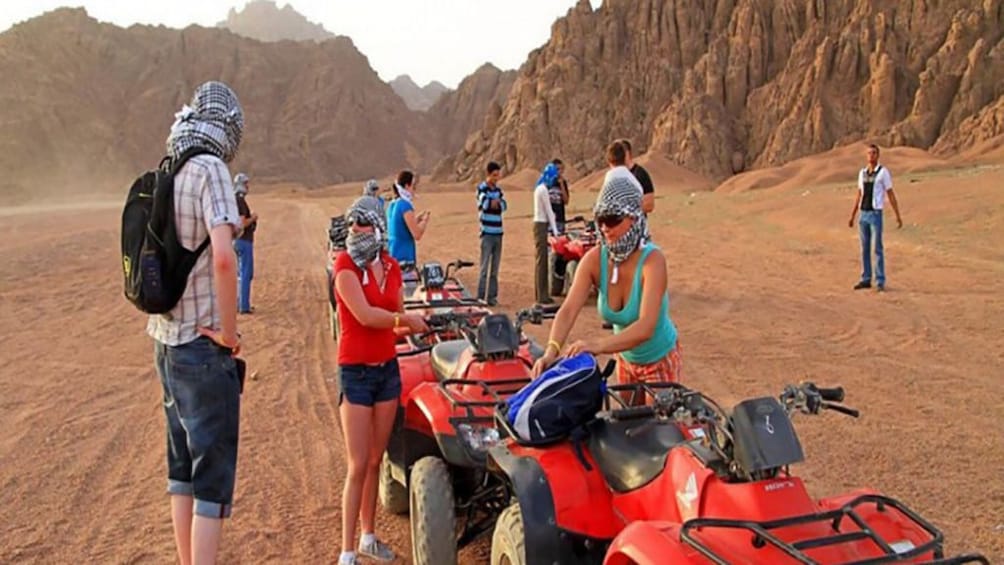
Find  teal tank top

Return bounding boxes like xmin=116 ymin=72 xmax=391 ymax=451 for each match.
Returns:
xmin=597 ymin=243 xmax=678 ymax=364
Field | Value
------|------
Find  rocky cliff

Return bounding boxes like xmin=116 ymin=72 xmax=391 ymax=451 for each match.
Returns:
xmin=427 ymin=64 xmax=517 ymax=174
xmin=439 ymin=0 xmax=1004 ymax=183
xmin=0 ymin=8 xmax=422 ymax=196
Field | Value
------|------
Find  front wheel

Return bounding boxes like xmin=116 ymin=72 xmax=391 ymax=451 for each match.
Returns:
xmin=378 ymin=452 xmax=408 ymax=515
xmin=410 ymin=456 xmax=457 ymax=565
xmin=491 ymin=503 xmax=526 ymax=565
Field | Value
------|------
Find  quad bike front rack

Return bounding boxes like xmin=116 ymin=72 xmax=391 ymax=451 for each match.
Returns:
xmin=437 ymin=377 xmax=532 ymax=548
xmin=680 ymin=494 xmax=989 ymax=565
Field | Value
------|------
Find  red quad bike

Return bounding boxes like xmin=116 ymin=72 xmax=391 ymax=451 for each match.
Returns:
xmin=401 ymin=259 xmax=479 ymax=303
xmin=549 ymin=215 xmax=599 ymax=296
xmin=325 ymin=222 xmax=487 ymax=339
xmin=379 ymin=305 xmax=557 ymax=565
xmin=488 ymin=378 xmax=989 ymax=565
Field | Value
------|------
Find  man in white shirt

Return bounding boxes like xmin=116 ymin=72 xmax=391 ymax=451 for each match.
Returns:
xmin=533 ymin=163 xmax=560 ymax=305
xmin=848 ymin=144 xmax=903 ymax=292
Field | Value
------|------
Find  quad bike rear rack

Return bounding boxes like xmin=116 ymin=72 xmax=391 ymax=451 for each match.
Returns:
xmin=403 ymin=297 xmax=489 ymax=309
xmin=438 ymin=377 xmax=531 ymax=431
xmin=680 ymin=494 xmax=988 ymax=565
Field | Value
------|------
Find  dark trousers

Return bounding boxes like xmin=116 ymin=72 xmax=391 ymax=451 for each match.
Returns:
xmin=477 ymin=233 xmax=503 ymax=303
xmin=550 ymin=222 xmax=566 ymax=295
xmin=533 ymin=222 xmax=550 ymax=303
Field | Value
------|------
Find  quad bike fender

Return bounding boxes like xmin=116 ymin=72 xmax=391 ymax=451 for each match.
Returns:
xmin=405 ymin=383 xmax=453 ymax=438
xmin=604 ymin=522 xmax=698 ymax=565
xmin=404 ymin=383 xmax=482 ymax=469
xmin=489 ymin=443 xmax=610 ymax=565
xmin=396 ymin=354 xmax=435 ymax=404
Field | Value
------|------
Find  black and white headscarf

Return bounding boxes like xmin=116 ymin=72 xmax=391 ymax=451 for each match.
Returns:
xmin=345 ymin=196 xmax=388 ymax=284
xmin=594 ymin=173 xmax=647 ymax=284
xmin=166 ymin=81 xmax=244 ymax=163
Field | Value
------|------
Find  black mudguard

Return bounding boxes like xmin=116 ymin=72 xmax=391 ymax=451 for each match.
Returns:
xmin=489 ymin=444 xmax=608 ymax=565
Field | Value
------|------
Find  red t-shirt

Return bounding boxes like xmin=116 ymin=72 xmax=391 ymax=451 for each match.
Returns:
xmin=333 ymin=251 xmax=402 ymax=365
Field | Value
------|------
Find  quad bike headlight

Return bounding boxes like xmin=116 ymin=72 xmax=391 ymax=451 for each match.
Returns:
xmin=457 ymin=424 xmax=501 ymax=453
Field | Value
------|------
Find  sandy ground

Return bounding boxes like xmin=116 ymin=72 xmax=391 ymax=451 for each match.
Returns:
xmin=1 ymin=154 xmax=1002 ymax=563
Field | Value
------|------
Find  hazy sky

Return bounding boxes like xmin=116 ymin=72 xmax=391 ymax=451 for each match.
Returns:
xmin=1 ymin=0 xmax=603 ymax=88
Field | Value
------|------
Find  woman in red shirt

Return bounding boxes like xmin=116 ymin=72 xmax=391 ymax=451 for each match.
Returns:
xmin=333 ymin=196 xmax=427 ymax=565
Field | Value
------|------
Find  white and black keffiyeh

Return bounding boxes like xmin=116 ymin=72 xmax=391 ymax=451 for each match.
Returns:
xmin=166 ymin=81 xmax=244 ymax=163
xmin=594 ymin=173 xmax=647 ymax=284
xmin=345 ymin=196 xmax=388 ymax=283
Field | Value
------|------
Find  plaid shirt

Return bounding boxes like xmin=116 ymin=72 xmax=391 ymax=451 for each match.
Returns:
xmin=147 ymin=155 xmax=241 ymax=346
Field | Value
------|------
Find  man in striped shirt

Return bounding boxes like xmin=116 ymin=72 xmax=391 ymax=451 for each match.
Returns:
xmin=476 ymin=161 xmax=507 ymax=306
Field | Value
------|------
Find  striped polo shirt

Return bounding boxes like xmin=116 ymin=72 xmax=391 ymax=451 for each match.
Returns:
xmin=476 ymin=181 xmax=507 ymax=236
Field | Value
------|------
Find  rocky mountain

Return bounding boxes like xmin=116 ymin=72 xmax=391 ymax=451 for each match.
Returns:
xmin=216 ymin=0 xmax=333 ymax=42
xmin=439 ymin=0 xmax=1004 ymax=183
xmin=0 ymin=7 xmax=424 ymax=197
xmin=428 ymin=64 xmax=518 ymax=176
xmin=389 ymin=75 xmax=450 ymax=112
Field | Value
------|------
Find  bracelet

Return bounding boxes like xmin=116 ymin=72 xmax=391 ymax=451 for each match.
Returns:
xmin=546 ymin=340 xmax=561 ymax=355
xmin=394 ymin=314 xmax=401 ymax=328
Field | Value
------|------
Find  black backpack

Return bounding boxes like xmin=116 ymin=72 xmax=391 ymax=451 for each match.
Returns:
xmin=121 ymin=148 xmax=211 ymax=314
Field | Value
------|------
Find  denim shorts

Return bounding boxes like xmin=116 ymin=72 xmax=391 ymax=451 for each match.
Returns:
xmin=154 ymin=336 xmax=241 ymax=518
xmin=338 ymin=359 xmax=402 ymax=407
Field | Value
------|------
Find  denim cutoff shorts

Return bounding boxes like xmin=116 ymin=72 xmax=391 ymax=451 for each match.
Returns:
xmin=338 ymin=358 xmax=402 ymax=407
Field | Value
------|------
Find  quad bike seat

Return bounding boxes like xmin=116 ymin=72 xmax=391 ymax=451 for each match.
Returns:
xmin=586 ymin=418 xmax=686 ymax=493
xmin=430 ymin=340 xmax=469 ymax=381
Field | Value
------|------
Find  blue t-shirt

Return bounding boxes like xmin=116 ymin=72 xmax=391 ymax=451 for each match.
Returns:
xmin=386 ymin=198 xmax=416 ymax=263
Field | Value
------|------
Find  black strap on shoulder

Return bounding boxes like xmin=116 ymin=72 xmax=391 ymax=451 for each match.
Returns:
xmin=168 ymin=147 xmax=216 ymax=254
xmin=169 ymin=147 xmax=214 ymax=176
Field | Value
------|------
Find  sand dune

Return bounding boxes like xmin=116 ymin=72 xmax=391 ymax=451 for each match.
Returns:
xmin=715 ymin=142 xmax=953 ymax=194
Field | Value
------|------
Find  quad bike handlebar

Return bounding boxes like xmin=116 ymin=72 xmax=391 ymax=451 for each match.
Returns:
xmin=600 ymin=380 xmax=859 ymax=478
xmin=417 ymin=305 xmax=556 ymax=357
xmin=780 ymin=382 xmax=859 ymax=418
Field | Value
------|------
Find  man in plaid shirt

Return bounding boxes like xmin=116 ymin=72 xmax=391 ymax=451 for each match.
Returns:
xmin=147 ymin=81 xmax=245 ymax=564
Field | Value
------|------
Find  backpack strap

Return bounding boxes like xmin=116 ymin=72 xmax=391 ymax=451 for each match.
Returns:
xmin=167 ymin=147 xmax=216 ymax=254
xmin=169 ymin=146 xmax=213 ymax=176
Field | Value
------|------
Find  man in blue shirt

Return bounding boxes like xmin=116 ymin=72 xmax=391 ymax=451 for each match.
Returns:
xmin=476 ymin=161 xmax=506 ymax=306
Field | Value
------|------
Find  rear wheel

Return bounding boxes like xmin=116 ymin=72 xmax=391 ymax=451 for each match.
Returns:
xmin=378 ymin=452 xmax=408 ymax=515
xmin=564 ymin=260 xmax=578 ymax=295
xmin=410 ymin=456 xmax=457 ymax=565
xmin=490 ymin=503 xmax=526 ymax=565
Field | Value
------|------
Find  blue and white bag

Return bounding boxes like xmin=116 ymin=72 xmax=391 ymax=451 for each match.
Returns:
xmin=506 ymin=353 xmax=606 ymax=443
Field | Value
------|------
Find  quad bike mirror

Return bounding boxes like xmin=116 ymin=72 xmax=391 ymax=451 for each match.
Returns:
xmin=328 ymin=215 xmax=348 ymax=250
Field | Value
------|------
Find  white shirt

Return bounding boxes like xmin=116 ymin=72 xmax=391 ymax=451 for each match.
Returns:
xmin=533 ymin=183 xmax=558 ymax=235
xmin=857 ymin=165 xmax=893 ymax=210
xmin=603 ymin=166 xmax=644 ymax=194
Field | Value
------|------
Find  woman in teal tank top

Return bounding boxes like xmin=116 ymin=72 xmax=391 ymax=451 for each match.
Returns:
xmin=532 ymin=167 xmax=682 ymax=400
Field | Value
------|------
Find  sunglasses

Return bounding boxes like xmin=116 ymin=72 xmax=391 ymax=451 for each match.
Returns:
xmin=595 ymin=214 xmax=626 ymax=228
xmin=350 ymin=217 xmax=372 ymax=227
